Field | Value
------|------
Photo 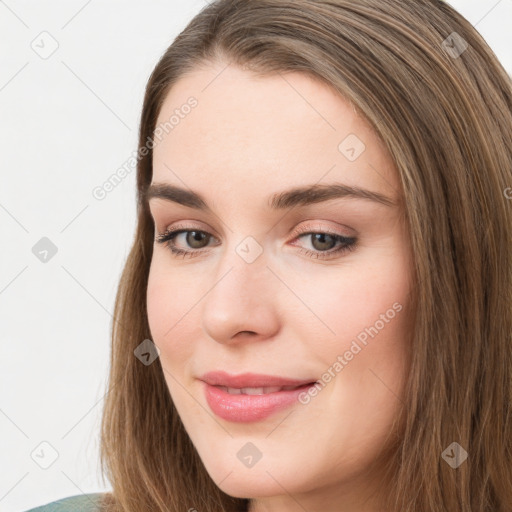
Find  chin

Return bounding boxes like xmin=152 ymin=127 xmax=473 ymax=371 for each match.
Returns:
xmin=215 ymin=472 xmax=292 ymax=500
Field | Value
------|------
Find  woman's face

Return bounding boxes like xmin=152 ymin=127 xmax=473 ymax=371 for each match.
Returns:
xmin=147 ymin=61 xmax=414 ymax=511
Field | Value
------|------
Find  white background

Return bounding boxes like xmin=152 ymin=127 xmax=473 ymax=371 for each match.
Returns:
xmin=1 ymin=1 xmax=510 ymax=511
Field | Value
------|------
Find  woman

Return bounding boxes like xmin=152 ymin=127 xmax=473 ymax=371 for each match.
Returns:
xmin=26 ymin=0 xmax=512 ymax=510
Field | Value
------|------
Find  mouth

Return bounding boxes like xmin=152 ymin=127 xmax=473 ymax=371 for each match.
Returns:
xmin=199 ymin=370 xmax=317 ymax=389
xmin=214 ymin=382 xmax=315 ymax=395
xmin=202 ymin=380 xmax=318 ymax=423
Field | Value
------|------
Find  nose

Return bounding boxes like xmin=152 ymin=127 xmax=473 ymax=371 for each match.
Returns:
xmin=201 ymin=247 xmax=280 ymax=345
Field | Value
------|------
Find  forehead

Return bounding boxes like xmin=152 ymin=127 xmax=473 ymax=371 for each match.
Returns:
xmin=151 ymin=63 xmax=399 ymax=203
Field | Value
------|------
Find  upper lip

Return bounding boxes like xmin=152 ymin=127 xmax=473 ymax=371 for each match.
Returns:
xmin=199 ymin=371 xmax=317 ymax=388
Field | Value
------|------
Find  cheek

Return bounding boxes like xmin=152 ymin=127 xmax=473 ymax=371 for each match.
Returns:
xmin=146 ymin=262 xmax=199 ymax=370
xmin=146 ymin=265 xmax=170 ymax=342
xmin=301 ymin=257 xmax=409 ymax=346
xmin=299 ymin=243 xmax=412 ymax=401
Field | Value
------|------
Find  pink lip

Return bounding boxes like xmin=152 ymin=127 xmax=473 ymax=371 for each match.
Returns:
xmin=199 ymin=371 xmax=316 ymax=388
xmin=200 ymin=371 xmax=317 ymax=423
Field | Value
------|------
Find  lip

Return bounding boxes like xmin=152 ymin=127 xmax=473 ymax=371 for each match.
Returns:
xmin=199 ymin=371 xmax=316 ymax=388
xmin=200 ymin=371 xmax=318 ymax=423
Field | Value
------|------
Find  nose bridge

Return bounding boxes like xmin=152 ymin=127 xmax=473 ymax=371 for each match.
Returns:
xmin=208 ymin=233 xmax=270 ymax=311
xmin=200 ymin=234 xmax=280 ymax=342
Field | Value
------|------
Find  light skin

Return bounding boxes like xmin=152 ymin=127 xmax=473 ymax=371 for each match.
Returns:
xmin=146 ymin=60 xmax=414 ymax=512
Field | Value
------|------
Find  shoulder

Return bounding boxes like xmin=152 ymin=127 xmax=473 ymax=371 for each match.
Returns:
xmin=23 ymin=492 xmax=106 ymax=512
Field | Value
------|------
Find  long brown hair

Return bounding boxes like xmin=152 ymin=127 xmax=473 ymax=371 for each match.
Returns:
xmin=98 ymin=1 xmax=512 ymax=510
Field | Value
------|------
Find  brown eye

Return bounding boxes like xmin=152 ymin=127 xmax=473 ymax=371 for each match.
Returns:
xmin=155 ymin=228 xmax=216 ymax=258
xmin=309 ymin=233 xmax=337 ymax=252
xmin=155 ymin=226 xmax=357 ymax=260
xmin=184 ymin=231 xmax=210 ymax=249
xmin=292 ymin=229 xmax=358 ymax=260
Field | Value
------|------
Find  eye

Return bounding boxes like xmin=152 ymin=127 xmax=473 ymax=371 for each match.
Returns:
xmin=155 ymin=225 xmax=216 ymax=258
xmin=291 ymin=225 xmax=357 ymax=260
xmin=155 ymin=224 xmax=358 ymax=260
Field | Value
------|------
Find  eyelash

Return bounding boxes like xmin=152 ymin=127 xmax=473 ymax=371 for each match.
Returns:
xmin=154 ymin=223 xmax=357 ymax=260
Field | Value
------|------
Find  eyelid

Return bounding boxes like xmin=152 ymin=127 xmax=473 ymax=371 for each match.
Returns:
xmin=158 ymin=220 xmax=353 ymax=239
xmin=155 ymin=220 xmax=358 ymax=261
xmin=292 ymin=222 xmax=355 ymax=238
xmin=155 ymin=220 xmax=214 ymax=236
xmin=156 ymin=221 xmax=355 ymax=251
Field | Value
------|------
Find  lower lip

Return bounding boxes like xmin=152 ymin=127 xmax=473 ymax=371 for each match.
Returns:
xmin=203 ymin=381 xmax=316 ymax=423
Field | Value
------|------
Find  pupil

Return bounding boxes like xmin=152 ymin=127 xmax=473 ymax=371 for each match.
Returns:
xmin=312 ymin=233 xmax=334 ymax=251
xmin=188 ymin=231 xmax=207 ymax=248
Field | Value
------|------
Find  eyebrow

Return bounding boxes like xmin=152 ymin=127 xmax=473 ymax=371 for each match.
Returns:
xmin=145 ymin=182 xmax=396 ymax=212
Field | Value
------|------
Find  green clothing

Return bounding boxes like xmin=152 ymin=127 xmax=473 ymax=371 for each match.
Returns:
xmin=24 ymin=493 xmax=105 ymax=512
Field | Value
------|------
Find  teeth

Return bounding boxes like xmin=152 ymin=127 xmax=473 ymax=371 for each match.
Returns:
xmin=218 ymin=385 xmax=303 ymax=395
